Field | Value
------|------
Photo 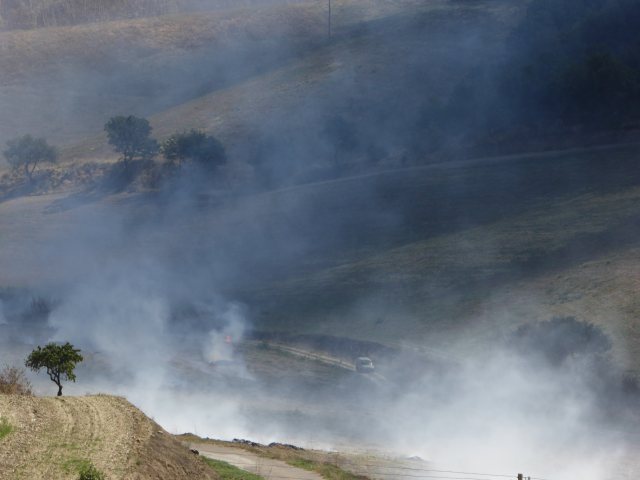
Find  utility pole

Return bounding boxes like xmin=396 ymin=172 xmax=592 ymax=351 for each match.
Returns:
xmin=328 ymin=0 xmax=332 ymax=38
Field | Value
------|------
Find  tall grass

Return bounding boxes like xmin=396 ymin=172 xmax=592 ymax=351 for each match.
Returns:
xmin=202 ymin=457 xmax=265 ymax=480
xmin=287 ymin=458 xmax=368 ymax=480
xmin=0 ymin=417 xmax=13 ymax=440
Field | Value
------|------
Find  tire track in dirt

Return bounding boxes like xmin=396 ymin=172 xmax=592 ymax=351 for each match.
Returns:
xmin=191 ymin=443 xmax=325 ymax=480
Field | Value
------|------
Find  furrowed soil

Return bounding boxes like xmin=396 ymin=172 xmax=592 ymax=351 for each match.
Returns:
xmin=0 ymin=394 xmax=217 ymax=480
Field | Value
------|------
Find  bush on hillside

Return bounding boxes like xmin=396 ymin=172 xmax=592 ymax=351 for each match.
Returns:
xmin=78 ymin=463 xmax=105 ymax=480
xmin=512 ymin=316 xmax=612 ymax=366
xmin=3 ymin=135 xmax=58 ymax=183
xmin=0 ymin=365 xmax=33 ymax=395
xmin=502 ymin=0 xmax=640 ymax=127
xmin=161 ymin=129 xmax=227 ymax=171
xmin=105 ymin=116 xmax=158 ymax=165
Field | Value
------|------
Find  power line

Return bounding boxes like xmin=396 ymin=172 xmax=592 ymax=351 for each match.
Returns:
xmin=195 ymin=451 xmax=535 ymax=480
xmin=196 ymin=450 xmax=521 ymax=478
xmin=199 ymin=464 xmax=512 ymax=480
xmin=193 ymin=444 xmax=550 ymax=480
xmin=331 ymin=464 xmax=515 ymax=478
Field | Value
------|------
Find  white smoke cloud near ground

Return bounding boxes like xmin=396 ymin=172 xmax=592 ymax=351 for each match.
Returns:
xmin=1 ymin=187 xmax=630 ymax=480
xmin=0 ymin=3 xmax=637 ymax=478
xmin=376 ymin=352 xmax=628 ymax=480
xmin=0 ymin=195 xmax=635 ymax=480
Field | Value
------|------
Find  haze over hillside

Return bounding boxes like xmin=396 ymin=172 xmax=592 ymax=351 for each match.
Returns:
xmin=1 ymin=1 xmax=639 ymax=479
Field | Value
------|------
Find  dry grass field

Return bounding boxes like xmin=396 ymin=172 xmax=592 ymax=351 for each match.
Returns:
xmin=0 ymin=0 xmax=519 ymax=159
xmin=0 ymin=394 xmax=218 ymax=479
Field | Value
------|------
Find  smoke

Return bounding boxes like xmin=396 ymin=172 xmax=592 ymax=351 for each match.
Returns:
xmin=202 ymin=303 xmax=247 ymax=364
xmin=0 ymin=1 xmax=638 ymax=480
xmin=2 ymin=178 xmax=638 ymax=479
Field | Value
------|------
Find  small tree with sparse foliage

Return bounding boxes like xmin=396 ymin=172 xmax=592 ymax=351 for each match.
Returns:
xmin=104 ymin=115 xmax=158 ymax=164
xmin=161 ymin=129 xmax=227 ymax=171
xmin=25 ymin=342 xmax=83 ymax=396
xmin=0 ymin=365 xmax=32 ymax=395
xmin=3 ymin=134 xmax=58 ymax=182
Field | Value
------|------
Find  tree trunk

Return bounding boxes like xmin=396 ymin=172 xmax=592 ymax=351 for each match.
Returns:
xmin=57 ymin=382 xmax=63 ymax=396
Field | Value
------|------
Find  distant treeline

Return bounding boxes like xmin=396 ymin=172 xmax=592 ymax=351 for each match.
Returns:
xmin=504 ymin=0 xmax=640 ymax=128
xmin=416 ymin=0 xmax=640 ymax=156
xmin=0 ymin=0 xmax=181 ymax=29
xmin=0 ymin=0 xmax=294 ymax=29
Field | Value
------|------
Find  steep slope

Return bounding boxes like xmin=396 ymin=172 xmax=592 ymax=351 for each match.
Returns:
xmin=0 ymin=394 xmax=217 ymax=479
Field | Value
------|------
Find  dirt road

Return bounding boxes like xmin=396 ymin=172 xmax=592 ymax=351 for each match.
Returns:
xmin=191 ymin=443 xmax=325 ymax=480
xmin=255 ymin=342 xmax=388 ymax=384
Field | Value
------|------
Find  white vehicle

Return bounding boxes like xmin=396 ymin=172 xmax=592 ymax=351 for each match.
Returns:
xmin=355 ymin=356 xmax=375 ymax=373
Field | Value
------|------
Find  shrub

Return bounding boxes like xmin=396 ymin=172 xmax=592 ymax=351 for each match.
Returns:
xmin=503 ymin=0 xmax=640 ymax=127
xmin=512 ymin=316 xmax=612 ymax=366
xmin=105 ymin=115 xmax=158 ymax=164
xmin=0 ymin=365 xmax=32 ymax=395
xmin=161 ymin=129 xmax=227 ymax=171
xmin=78 ymin=463 xmax=105 ymax=480
xmin=3 ymin=134 xmax=58 ymax=183
xmin=0 ymin=417 xmax=12 ymax=440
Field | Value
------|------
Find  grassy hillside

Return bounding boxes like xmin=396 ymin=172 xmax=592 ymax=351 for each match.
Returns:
xmin=0 ymin=394 xmax=217 ymax=479
xmin=0 ymin=0 xmax=520 ymax=162
xmin=2 ymin=145 xmax=640 ymax=372
xmin=1 ymin=0 xmax=637 ymax=372
xmin=241 ymin=146 xmax=640 ymax=371
xmin=0 ymin=1 xmax=327 ymax=149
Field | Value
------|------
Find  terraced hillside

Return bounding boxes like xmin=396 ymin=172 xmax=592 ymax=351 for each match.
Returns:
xmin=0 ymin=394 xmax=217 ymax=479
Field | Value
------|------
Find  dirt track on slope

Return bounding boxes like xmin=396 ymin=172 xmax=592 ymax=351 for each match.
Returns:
xmin=0 ymin=394 xmax=217 ymax=480
xmin=192 ymin=443 xmax=325 ymax=480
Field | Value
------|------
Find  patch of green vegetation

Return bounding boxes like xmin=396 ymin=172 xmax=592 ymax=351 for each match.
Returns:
xmin=62 ymin=456 xmax=91 ymax=473
xmin=287 ymin=458 xmax=315 ymax=470
xmin=203 ymin=458 xmax=265 ymax=480
xmin=62 ymin=458 xmax=104 ymax=480
xmin=0 ymin=417 xmax=13 ymax=440
xmin=287 ymin=458 xmax=367 ymax=480
xmin=78 ymin=462 xmax=105 ymax=480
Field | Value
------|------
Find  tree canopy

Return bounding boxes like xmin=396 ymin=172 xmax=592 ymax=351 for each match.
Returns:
xmin=3 ymin=134 xmax=58 ymax=182
xmin=105 ymin=115 xmax=159 ymax=164
xmin=25 ymin=342 xmax=83 ymax=396
xmin=513 ymin=317 xmax=611 ymax=366
xmin=504 ymin=0 xmax=640 ymax=126
xmin=161 ymin=129 xmax=227 ymax=171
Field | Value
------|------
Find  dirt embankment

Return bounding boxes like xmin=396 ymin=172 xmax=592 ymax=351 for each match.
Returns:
xmin=0 ymin=394 xmax=218 ymax=480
